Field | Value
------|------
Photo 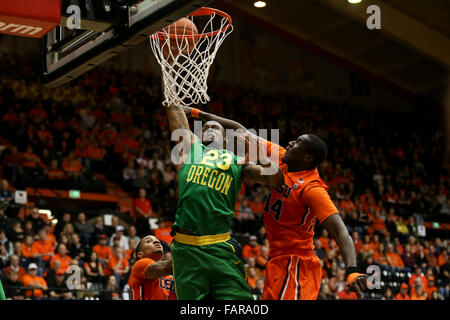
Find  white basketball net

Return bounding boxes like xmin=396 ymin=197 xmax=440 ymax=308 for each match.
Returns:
xmin=149 ymin=10 xmax=233 ymax=107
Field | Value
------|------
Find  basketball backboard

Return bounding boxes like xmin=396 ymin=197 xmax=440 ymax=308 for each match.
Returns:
xmin=41 ymin=0 xmax=212 ymax=88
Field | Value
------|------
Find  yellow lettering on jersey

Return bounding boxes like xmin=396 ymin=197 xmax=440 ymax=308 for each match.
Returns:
xmin=192 ymin=166 xmax=204 ymax=184
xmin=208 ymin=169 xmax=218 ymax=188
xmin=221 ymin=175 xmax=233 ymax=195
xmin=215 ymin=172 xmax=225 ymax=191
xmin=186 ymin=165 xmax=196 ymax=182
xmin=201 ymin=167 xmax=211 ymax=186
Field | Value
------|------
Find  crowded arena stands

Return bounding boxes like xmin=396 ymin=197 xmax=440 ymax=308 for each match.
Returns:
xmin=0 ymin=52 xmax=448 ymax=300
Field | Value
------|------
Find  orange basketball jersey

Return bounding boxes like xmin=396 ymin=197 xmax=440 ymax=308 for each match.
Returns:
xmin=128 ymin=258 xmax=176 ymax=300
xmin=262 ymin=140 xmax=338 ymax=258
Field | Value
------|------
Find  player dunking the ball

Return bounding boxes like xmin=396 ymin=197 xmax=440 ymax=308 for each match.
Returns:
xmin=128 ymin=235 xmax=175 ymax=300
xmin=164 ymin=103 xmax=284 ymax=300
xmin=182 ymin=106 xmax=368 ymax=300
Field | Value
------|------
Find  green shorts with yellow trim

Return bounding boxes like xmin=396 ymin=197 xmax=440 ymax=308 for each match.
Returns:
xmin=171 ymin=233 xmax=253 ymax=300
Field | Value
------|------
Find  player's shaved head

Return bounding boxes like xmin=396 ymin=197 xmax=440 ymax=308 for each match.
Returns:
xmin=282 ymin=134 xmax=328 ymax=171
xmin=301 ymin=134 xmax=328 ymax=166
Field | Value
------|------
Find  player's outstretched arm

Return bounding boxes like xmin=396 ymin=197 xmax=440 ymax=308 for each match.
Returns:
xmin=145 ymin=258 xmax=173 ymax=279
xmin=242 ymin=164 xmax=284 ymax=188
xmin=165 ymin=103 xmax=199 ymax=168
xmin=322 ymin=214 xmax=368 ymax=297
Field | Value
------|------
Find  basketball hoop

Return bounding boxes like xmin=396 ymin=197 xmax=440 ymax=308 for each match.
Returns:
xmin=149 ymin=7 xmax=233 ymax=107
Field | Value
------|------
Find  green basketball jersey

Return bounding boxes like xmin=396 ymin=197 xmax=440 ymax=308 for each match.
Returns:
xmin=174 ymin=140 xmax=243 ymax=236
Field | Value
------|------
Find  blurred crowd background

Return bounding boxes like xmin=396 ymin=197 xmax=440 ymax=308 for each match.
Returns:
xmin=0 ymin=53 xmax=448 ymax=300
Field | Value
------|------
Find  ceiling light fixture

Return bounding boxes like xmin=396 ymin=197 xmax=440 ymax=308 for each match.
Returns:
xmin=348 ymin=0 xmax=362 ymax=4
xmin=253 ymin=1 xmax=267 ymax=8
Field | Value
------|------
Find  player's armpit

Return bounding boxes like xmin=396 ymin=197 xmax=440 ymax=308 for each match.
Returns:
xmin=241 ymin=164 xmax=284 ymax=188
xmin=145 ymin=258 xmax=173 ymax=279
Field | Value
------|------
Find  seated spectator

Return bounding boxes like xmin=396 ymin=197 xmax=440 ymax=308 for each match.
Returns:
xmin=21 ymin=235 xmax=35 ymax=265
xmin=425 ymin=277 xmax=438 ymax=299
xmin=4 ymin=269 xmax=25 ymax=300
xmin=31 ymin=229 xmax=55 ymax=271
xmin=438 ymin=248 xmax=448 ymax=267
xmin=7 ymin=221 xmax=24 ymax=244
xmin=68 ymin=233 xmax=87 ymax=261
xmin=382 ymin=287 xmax=394 ymax=300
xmin=48 ymin=269 xmax=74 ymax=300
xmin=318 ymin=283 xmax=336 ymax=300
xmin=45 ymin=259 xmax=61 ymax=288
xmin=409 ymin=267 xmax=428 ymax=290
xmin=336 ymin=282 xmax=357 ymax=300
xmin=27 ymin=103 xmax=48 ymax=123
xmin=0 ymin=229 xmax=13 ymax=255
xmin=84 ymin=250 xmax=106 ymax=291
xmin=92 ymin=216 xmax=107 ymax=243
xmin=109 ymin=225 xmax=129 ymax=250
xmin=62 ymin=152 xmax=85 ymax=177
xmin=127 ymin=226 xmax=140 ymax=244
xmin=386 ymin=243 xmax=405 ymax=269
xmin=21 ymin=145 xmax=45 ymax=169
xmin=125 ymin=238 xmax=137 ymax=260
xmin=256 ymin=245 xmax=269 ymax=269
xmin=251 ymin=279 xmax=265 ymax=300
xmin=99 ymin=275 xmax=121 ymax=300
xmin=74 ymin=212 xmax=94 ymax=245
xmin=401 ymin=244 xmax=417 ymax=271
xmin=61 ymin=223 xmax=76 ymax=245
xmin=22 ymin=263 xmax=48 ymax=300
xmin=373 ymin=243 xmax=389 ymax=267
xmin=0 ymin=208 xmax=8 ymax=231
xmin=2 ymin=146 xmax=23 ymax=182
xmin=395 ymin=283 xmax=410 ymax=300
xmin=243 ymin=236 xmax=262 ymax=262
xmin=246 ymin=267 xmax=259 ymax=290
xmin=45 ymin=159 xmax=65 ymax=185
xmin=54 ymin=213 xmax=72 ymax=238
xmin=25 ymin=207 xmax=46 ymax=235
xmin=154 ymin=218 xmax=173 ymax=246
xmin=105 ymin=247 xmax=129 ymax=287
xmin=50 ymin=243 xmax=72 ymax=273
xmin=0 ymin=179 xmax=14 ymax=209
xmin=93 ymin=234 xmax=112 ymax=266
xmin=5 ymin=254 xmax=26 ymax=282
xmin=411 ymin=284 xmax=427 ymax=300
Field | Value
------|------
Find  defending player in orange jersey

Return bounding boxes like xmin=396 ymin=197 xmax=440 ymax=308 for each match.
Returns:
xmin=128 ymin=235 xmax=176 ymax=300
xmin=183 ymin=107 xmax=368 ymax=300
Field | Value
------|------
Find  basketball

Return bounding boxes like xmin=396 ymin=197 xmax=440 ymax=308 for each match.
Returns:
xmin=162 ymin=17 xmax=199 ymax=57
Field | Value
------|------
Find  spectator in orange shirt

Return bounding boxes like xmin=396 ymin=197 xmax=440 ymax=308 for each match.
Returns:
xmin=409 ymin=267 xmax=428 ymax=290
xmin=247 ymin=267 xmax=259 ymax=290
xmin=411 ymin=284 xmax=427 ymax=300
xmin=351 ymin=231 xmax=362 ymax=253
xmin=32 ymin=229 xmax=54 ymax=272
xmin=22 ymin=263 xmax=48 ymax=299
xmin=50 ymin=243 xmax=72 ymax=273
xmin=106 ymin=247 xmax=130 ymax=287
xmin=395 ymin=283 xmax=410 ymax=300
xmin=438 ymin=248 xmax=448 ymax=267
xmin=5 ymin=254 xmax=26 ymax=282
xmin=336 ymin=282 xmax=358 ymax=300
xmin=93 ymin=234 xmax=112 ymax=266
xmin=371 ymin=211 xmax=387 ymax=236
xmin=373 ymin=243 xmax=389 ymax=267
xmin=386 ymin=243 xmax=405 ymax=269
xmin=62 ymin=152 xmax=85 ymax=177
xmin=318 ymin=229 xmax=331 ymax=252
xmin=425 ymin=277 xmax=438 ymax=299
xmin=21 ymin=235 xmax=34 ymax=262
xmin=426 ymin=245 xmax=438 ymax=268
xmin=21 ymin=145 xmax=45 ymax=169
xmin=154 ymin=218 xmax=174 ymax=246
xmin=27 ymin=103 xmax=48 ymax=123
xmin=133 ymin=188 xmax=153 ymax=236
xmin=242 ymin=236 xmax=262 ymax=262
xmin=45 ymin=159 xmax=65 ymax=187
xmin=256 ymin=246 xmax=269 ymax=269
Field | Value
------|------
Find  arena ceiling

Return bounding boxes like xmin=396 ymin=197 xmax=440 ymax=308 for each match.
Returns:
xmin=215 ymin=0 xmax=450 ymax=103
